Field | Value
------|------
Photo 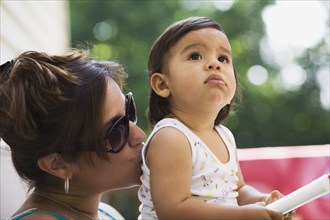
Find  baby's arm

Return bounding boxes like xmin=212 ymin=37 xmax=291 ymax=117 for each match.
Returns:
xmin=237 ymin=181 xmax=283 ymax=205
xmin=146 ymin=127 xmax=283 ymax=219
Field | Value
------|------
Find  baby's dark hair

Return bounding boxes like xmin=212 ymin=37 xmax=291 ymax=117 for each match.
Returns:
xmin=0 ymin=50 xmax=126 ymax=190
xmin=148 ymin=16 xmax=241 ymax=126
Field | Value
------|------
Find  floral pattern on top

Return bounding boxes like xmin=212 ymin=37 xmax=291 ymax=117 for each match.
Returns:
xmin=138 ymin=118 xmax=239 ymax=219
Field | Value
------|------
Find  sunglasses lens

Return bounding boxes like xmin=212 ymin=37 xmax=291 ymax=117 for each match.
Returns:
xmin=104 ymin=93 xmax=136 ymax=153
xmin=106 ymin=117 xmax=129 ymax=153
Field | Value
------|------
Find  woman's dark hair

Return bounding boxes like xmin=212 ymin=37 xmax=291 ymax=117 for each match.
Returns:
xmin=148 ymin=16 xmax=241 ymax=126
xmin=0 ymin=50 xmax=126 ymax=189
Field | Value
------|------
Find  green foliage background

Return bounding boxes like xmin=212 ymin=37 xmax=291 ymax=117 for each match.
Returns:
xmin=69 ymin=0 xmax=329 ymax=218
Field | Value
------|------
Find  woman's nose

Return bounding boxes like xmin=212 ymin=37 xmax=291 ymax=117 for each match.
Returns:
xmin=128 ymin=122 xmax=146 ymax=148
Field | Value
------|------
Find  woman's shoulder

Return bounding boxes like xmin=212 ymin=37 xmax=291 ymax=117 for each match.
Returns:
xmin=10 ymin=208 xmax=66 ymax=220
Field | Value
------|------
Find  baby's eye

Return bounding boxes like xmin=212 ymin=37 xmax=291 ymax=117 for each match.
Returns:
xmin=188 ymin=52 xmax=202 ymax=60
xmin=218 ymin=56 xmax=229 ymax=63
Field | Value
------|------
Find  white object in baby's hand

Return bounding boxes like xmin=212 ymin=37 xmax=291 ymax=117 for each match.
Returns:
xmin=266 ymin=174 xmax=330 ymax=214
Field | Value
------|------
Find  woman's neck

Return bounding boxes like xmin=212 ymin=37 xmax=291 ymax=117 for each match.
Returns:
xmin=32 ymin=189 xmax=102 ymax=219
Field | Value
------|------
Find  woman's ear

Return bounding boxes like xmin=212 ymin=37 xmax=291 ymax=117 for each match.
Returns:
xmin=150 ymin=73 xmax=170 ymax=98
xmin=37 ymin=153 xmax=72 ymax=180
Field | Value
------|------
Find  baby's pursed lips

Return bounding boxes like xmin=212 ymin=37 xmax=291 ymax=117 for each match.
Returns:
xmin=205 ymin=73 xmax=225 ymax=84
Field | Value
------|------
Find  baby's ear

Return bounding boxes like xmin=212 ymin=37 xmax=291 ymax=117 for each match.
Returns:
xmin=150 ymin=73 xmax=170 ymax=98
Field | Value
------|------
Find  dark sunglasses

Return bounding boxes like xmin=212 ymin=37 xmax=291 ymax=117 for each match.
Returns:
xmin=104 ymin=92 xmax=137 ymax=153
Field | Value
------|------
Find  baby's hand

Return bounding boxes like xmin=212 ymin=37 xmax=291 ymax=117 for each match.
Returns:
xmin=263 ymin=190 xmax=284 ymax=205
xmin=284 ymin=210 xmax=296 ymax=220
xmin=263 ymin=190 xmax=296 ymax=220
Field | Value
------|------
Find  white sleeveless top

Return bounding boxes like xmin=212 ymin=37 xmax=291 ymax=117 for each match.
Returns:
xmin=138 ymin=118 xmax=239 ymax=219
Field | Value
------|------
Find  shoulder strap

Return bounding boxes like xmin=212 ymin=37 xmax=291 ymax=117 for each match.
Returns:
xmin=143 ymin=118 xmax=198 ymax=164
xmin=98 ymin=201 xmax=123 ymax=220
xmin=216 ymin=125 xmax=237 ymax=149
xmin=11 ymin=208 xmax=67 ymax=220
xmin=98 ymin=207 xmax=116 ymax=220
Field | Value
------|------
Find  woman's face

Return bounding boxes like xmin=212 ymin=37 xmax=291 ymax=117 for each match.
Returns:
xmin=72 ymin=79 xmax=145 ymax=193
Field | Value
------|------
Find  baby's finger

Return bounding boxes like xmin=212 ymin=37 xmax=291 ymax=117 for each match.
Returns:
xmin=255 ymin=201 xmax=266 ymax=207
xmin=284 ymin=209 xmax=296 ymax=220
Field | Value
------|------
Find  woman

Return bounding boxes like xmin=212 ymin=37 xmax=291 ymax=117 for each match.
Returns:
xmin=0 ymin=50 xmax=145 ymax=219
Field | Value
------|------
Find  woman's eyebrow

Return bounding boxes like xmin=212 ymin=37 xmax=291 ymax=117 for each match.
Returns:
xmin=104 ymin=114 xmax=121 ymax=129
xmin=104 ymin=94 xmax=126 ymax=128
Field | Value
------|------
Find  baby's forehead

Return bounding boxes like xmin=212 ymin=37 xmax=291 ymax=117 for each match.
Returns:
xmin=171 ymin=28 xmax=231 ymax=52
xmin=184 ymin=27 xmax=224 ymax=37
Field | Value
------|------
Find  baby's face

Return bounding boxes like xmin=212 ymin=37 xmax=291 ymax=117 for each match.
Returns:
xmin=164 ymin=27 xmax=237 ymax=118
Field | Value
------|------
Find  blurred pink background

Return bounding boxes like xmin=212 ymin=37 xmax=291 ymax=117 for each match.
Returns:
xmin=239 ymin=144 xmax=329 ymax=220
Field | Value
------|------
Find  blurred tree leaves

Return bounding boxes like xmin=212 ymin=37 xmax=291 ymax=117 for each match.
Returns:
xmin=70 ymin=0 xmax=329 ymax=147
xmin=70 ymin=0 xmax=329 ymax=218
